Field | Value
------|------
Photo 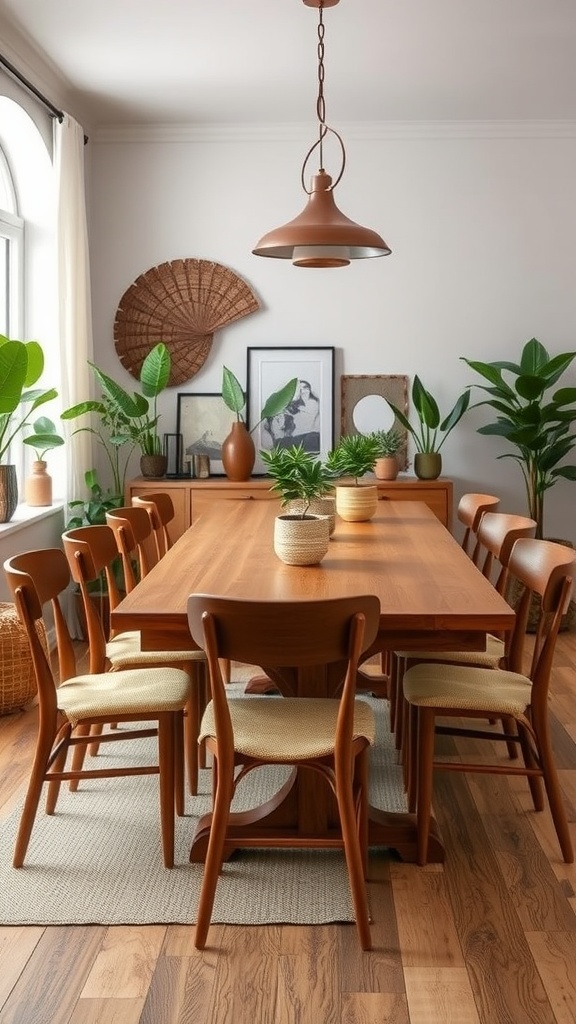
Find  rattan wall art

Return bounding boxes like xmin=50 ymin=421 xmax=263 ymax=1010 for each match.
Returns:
xmin=114 ymin=258 xmax=261 ymax=386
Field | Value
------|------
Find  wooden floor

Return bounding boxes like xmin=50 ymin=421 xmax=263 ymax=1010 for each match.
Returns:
xmin=0 ymin=637 xmax=575 ymax=1024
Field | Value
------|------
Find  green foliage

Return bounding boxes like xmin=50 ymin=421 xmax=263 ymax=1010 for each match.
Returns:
xmin=0 ymin=335 xmax=59 ymax=463
xmin=221 ymin=366 xmax=297 ymax=433
xmin=22 ymin=416 xmax=65 ymax=461
xmin=373 ymin=428 xmax=402 ymax=457
xmin=386 ymin=376 xmax=470 ymax=455
xmin=260 ymin=443 xmax=333 ymax=518
xmin=325 ymin=433 xmax=381 ymax=485
xmin=462 ymin=337 xmax=576 ymax=538
xmin=66 ymin=468 xmax=124 ymax=529
xmin=62 ymin=342 xmax=171 ymax=493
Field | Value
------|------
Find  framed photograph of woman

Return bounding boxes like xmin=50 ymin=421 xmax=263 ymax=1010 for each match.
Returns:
xmin=247 ymin=346 xmax=334 ymax=475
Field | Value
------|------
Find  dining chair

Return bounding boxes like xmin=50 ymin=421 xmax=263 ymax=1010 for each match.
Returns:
xmin=391 ymin=511 xmax=536 ymax=759
xmin=187 ymin=593 xmax=381 ymax=951
xmin=3 ymin=548 xmax=190 ymax=868
xmin=132 ymin=491 xmax=176 ymax=560
xmin=62 ymin=523 xmax=207 ymax=795
xmin=457 ymin=492 xmax=501 ymax=564
xmin=403 ymin=537 xmax=575 ymax=866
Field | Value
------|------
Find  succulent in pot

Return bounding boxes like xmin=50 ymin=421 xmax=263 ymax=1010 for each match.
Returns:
xmin=220 ymin=366 xmax=297 ymax=482
xmin=373 ymin=427 xmax=402 ymax=481
xmin=325 ymin=433 xmax=381 ymax=522
xmin=260 ymin=443 xmax=333 ymax=564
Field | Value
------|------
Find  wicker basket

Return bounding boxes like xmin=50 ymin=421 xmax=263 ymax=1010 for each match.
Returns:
xmin=0 ymin=602 xmax=44 ymax=714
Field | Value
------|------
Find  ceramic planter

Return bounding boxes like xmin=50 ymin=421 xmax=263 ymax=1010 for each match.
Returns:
xmin=140 ymin=454 xmax=168 ymax=479
xmin=25 ymin=460 xmax=52 ymax=506
xmin=273 ymin=514 xmax=330 ymax=565
xmin=374 ymin=456 xmax=399 ymax=481
xmin=414 ymin=452 xmax=442 ymax=480
xmin=221 ymin=422 xmax=256 ymax=482
xmin=335 ymin=484 xmax=378 ymax=522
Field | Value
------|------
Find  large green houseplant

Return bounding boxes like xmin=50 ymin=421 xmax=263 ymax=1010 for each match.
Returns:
xmin=462 ymin=338 xmax=576 ymax=539
xmin=386 ymin=376 xmax=470 ymax=480
xmin=0 ymin=335 xmax=60 ymax=521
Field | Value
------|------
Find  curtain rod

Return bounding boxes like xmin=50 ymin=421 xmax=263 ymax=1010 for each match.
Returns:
xmin=0 ymin=52 xmax=64 ymax=120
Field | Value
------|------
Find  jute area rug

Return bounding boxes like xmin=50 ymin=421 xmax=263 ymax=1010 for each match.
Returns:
xmin=0 ymin=669 xmax=407 ymax=927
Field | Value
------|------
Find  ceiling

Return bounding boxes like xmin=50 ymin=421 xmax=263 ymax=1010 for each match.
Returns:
xmin=0 ymin=0 xmax=575 ymax=127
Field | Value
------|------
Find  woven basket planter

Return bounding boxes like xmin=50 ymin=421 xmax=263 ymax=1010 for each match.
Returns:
xmin=273 ymin=514 xmax=330 ymax=566
xmin=285 ymin=496 xmax=336 ymax=536
xmin=0 ymin=602 xmax=46 ymax=714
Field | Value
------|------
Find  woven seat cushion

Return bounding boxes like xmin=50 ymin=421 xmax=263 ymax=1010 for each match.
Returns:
xmin=57 ymin=666 xmax=191 ymax=727
xmin=397 ymin=634 xmax=505 ymax=667
xmin=403 ymin=662 xmax=532 ymax=717
xmin=200 ymin=697 xmax=376 ymax=760
xmin=107 ymin=631 xmax=206 ymax=668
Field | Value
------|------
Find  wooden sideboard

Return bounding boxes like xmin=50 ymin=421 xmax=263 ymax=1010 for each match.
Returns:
xmin=125 ymin=475 xmax=453 ymax=540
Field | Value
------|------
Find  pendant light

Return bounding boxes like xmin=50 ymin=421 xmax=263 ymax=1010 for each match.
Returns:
xmin=252 ymin=0 xmax=391 ymax=268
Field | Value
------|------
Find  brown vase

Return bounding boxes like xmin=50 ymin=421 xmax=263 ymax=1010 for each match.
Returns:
xmin=140 ymin=454 xmax=168 ymax=479
xmin=25 ymin=460 xmax=52 ymax=506
xmin=221 ymin=422 xmax=256 ymax=482
xmin=414 ymin=452 xmax=442 ymax=480
xmin=0 ymin=465 xmax=18 ymax=523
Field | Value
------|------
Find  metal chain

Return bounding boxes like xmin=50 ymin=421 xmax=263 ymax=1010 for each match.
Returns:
xmin=316 ymin=2 xmax=327 ymax=167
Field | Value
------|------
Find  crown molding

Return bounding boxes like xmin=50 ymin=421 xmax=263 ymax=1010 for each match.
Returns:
xmin=94 ymin=119 xmax=576 ymax=145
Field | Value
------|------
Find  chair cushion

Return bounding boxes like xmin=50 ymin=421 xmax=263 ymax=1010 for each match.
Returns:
xmin=57 ymin=666 xmax=191 ymax=726
xmin=402 ymin=662 xmax=532 ymax=717
xmin=107 ymin=631 xmax=205 ymax=667
xmin=200 ymin=697 xmax=376 ymax=760
xmin=397 ymin=634 xmax=505 ymax=667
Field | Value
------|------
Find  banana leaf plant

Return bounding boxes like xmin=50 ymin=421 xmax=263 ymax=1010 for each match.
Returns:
xmin=386 ymin=376 xmax=470 ymax=455
xmin=462 ymin=337 xmax=576 ymax=538
xmin=0 ymin=336 xmax=59 ymax=463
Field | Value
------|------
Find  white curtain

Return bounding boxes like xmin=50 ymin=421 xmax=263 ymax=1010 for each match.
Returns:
xmin=54 ymin=113 xmax=94 ymax=505
xmin=54 ymin=114 xmax=94 ymax=637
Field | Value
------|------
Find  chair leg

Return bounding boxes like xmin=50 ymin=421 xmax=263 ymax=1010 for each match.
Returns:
xmin=194 ymin=754 xmax=235 ymax=949
xmin=335 ymin=749 xmax=372 ymax=950
xmin=406 ymin=703 xmax=419 ymax=813
xmin=531 ymin=712 xmax=574 ymax=863
xmin=184 ymin=690 xmax=199 ymax=797
xmin=174 ymin=711 xmax=185 ymax=818
xmin=158 ymin=714 xmax=176 ymax=868
xmin=68 ymin=722 xmax=93 ymax=792
xmin=356 ymin=748 xmax=370 ymax=879
xmin=416 ymin=706 xmax=436 ymax=866
xmin=13 ymin=719 xmax=62 ymax=868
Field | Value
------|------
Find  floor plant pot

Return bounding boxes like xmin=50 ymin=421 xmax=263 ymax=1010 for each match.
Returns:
xmin=0 ymin=465 xmax=18 ymax=523
xmin=414 ymin=452 xmax=442 ymax=480
xmin=140 ymin=454 xmax=168 ymax=479
xmin=273 ymin=514 xmax=330 ymax=565
xmin=335 ymin=484 xmax=378 ymax=523
xmin=221 ymin=422 xmax=255 ymax=482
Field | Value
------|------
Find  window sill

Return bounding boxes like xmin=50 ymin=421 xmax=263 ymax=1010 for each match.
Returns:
xmin=0 ymin=501 xmax=65 ymax=538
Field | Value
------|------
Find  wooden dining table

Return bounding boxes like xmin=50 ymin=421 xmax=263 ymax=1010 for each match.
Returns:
xmin=111 ymin=498 xmax=515 ymax=863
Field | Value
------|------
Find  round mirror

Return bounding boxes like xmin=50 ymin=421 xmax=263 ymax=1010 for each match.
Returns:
xmin=352 ymin=394 xmax=395 ymax=435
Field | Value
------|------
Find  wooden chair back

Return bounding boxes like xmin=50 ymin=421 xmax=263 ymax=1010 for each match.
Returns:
xmin=457 ymin=492 xmax=501 ymax=563
xmin=475 ymin=512 xmax=537 ymax=595
xmin=132 ymin=492 xmax=176 ymax=559
xmin=62 ymin=525 xmax=124 ymax=669
xmin=105 ymin=505 xmax=159 ymax=591
xmin=505 ymin=537 xmax=575 ymax=682
xmin=187 ymin=593 xmax=381 ymax=762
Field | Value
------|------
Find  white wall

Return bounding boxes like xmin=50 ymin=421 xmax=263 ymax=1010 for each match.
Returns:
xmin=88 ymin=124 xmax=576 ymax=542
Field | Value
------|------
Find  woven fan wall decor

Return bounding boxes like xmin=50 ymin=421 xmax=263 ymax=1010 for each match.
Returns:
xmin=114 ymin=259 xmax=261 ymax=386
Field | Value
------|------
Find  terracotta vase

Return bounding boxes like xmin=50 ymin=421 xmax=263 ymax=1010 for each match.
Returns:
xmin=140 ymin=454 xmax=168 ymax=479
xmin=25 ymin=460 xmax=52 ymax=506
xmin=414 ymin=452 xmax=442 ymax=480
xmin=0 ymin=465 xmax=18 ymax=523
xmin=221 ymin=422 xmax=256 ymax=482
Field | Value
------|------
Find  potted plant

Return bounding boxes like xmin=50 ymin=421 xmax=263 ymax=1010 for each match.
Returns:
xmin=23 ymin=416 xmax=65 ymax=506
xmin=462 ymin=338 xmax=576 ymax=539
xmin=260 ymin=443 xmax=334 ymax=564
xmin=373 ymin=427 xmax=402 ymax=481
xmin=63 ymin=342 xmax=171 ymax=480
xmin=325 ymin=433 xmax=381 ymax=521
xmin=0 ymin=335 xmax=60 ymax=522
xmin=221 ymin=366 xmax=298 ymax=482
xmin=386 ymin=376 xmax=471 ymax=480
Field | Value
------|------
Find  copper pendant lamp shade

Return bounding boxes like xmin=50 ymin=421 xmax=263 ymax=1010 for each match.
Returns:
xmin=252 ymin=0 xmax=391 ymax=268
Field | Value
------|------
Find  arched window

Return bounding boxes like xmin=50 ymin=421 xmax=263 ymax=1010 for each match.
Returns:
xmin=0 ymin=145 xmax=23 ymax=337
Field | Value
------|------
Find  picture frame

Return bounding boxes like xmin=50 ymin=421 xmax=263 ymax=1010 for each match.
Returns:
xmin=176 ymin=393 xmax=230 ymax=477
xmin=247 ymin=346 xmax=335 ymax=475
xmin=340 ymin=374 xmax=410 ymax=470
